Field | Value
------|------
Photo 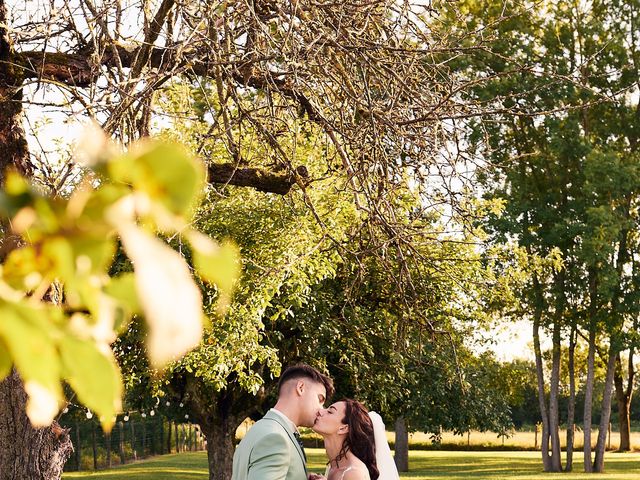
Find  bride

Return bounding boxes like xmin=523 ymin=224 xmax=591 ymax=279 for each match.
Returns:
xmin=311 ymin=399 xmax=400 ymax=480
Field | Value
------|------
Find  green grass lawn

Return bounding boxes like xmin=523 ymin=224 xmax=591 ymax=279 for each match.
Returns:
xmin=63 ymin=449 xmax=640 ymax=480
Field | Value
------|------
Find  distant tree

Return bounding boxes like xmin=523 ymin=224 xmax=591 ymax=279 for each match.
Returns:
xmin=451 ymin=0 xmax=640 ymax=472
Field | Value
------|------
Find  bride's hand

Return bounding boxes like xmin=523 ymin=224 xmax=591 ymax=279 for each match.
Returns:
xmin=308 ymin=474 xmax=326 ymax=480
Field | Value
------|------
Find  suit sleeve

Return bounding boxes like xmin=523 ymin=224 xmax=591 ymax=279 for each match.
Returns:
xmin=248 ymin=431 xmax=291 ymax=480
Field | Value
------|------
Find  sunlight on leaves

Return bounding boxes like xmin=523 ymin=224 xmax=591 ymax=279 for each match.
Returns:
xmin=119 ymin=224 xmax=203 ymax=367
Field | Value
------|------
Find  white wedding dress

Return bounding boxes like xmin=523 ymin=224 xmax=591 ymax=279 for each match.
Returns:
xmin=368 ymin=412 xmax=400 ymax=480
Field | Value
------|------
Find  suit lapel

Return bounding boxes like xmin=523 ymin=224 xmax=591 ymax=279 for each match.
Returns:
xmin=264 ymin=411 xmax=307 ymax=473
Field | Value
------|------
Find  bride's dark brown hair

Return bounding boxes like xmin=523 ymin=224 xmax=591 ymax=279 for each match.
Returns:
xmin=333 ymin=399 xmax=379 ymax=480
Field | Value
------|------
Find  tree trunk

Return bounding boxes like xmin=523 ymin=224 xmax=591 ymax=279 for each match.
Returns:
xmin=608 ymin=214 xmax=633 ymax=455
xmin=0 ymin=370 xmax=73 ymax=480
xmin=593 ymin=343 xmax=619 ymax=472
xmin=0 ymin=5 xmax=73 ymax=478
xmin=393 ymin=417 xmax=409 ymax=472
xmin=583 ymin=270 xmax=598 ymax=472
xmin=565 ymin=324 xmax=577 ymax=472
xmin=0 ymin=4 xmax=31 ymax=184
xmin=614 ymin=349 xmax=635 ymax=452
xmin=202 ymin=416 xmax=238 ymax=480
xmin=533 ymin=307 xmax=552 ymax=471
xmin=548 ymin=320 xmax=562 ymax=472
xmin=583 ymin=326 xmax=596 ymax=472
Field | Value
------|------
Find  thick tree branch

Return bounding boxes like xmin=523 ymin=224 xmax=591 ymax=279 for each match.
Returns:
xmin=5 ymin=49 xmax=311 ymax=194
xmin=207 ymin=163 xmax=308 ymax=195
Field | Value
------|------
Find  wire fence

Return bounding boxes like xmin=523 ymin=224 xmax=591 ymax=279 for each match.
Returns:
xmin=60 ymin=414 xmax=205 ymax=471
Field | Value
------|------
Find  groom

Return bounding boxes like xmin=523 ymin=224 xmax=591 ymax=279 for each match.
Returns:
xmin=231 ymin=364 xmax=334 ymax=480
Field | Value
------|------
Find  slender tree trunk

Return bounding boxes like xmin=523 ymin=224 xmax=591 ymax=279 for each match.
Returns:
xmin=565 ymin=323 xmax=577 ymax=472
xmin=593 ymin=343 xmax=618 ymax=472
xmin=583 ymin=326 xmax=596 ymax=472
xmin=614 ymin=354 xmax=627 ymax=451
xmin=0 ymin=371 xmax=74 ymax=480
xmin=533 ymin=306 xmax=552 ymax=471
xmin=583 ymin=270 xmax=598 ymax=472
xmin=202 ymin=415 xmax=239 ymax=480
xmin=610 ymin=217 xmax=633 ymax=453
xmin=614 ymin=348 xmax=635 ymax=452
xmin=548 ymin=320 xmax=562 ymax=472
xmin=394 ymin=417 xmax=409 ymax=472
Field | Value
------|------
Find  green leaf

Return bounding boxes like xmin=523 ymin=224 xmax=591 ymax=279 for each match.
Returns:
xmin=0 ymin=171 xmax=33 ymax=219
xmin=59 ymin=335 xmax=123 ymax=432
xmin=2 ymin=247 xmax=46 ymax=290
xmin=188 ymin=232 xmax=240 ymax=304
xmin=42 ymin=237 xmax=75 ymax=281
xmin=104 ymin=273 xmax=140 ymax=331
xmin=69 ymin=237 xmax=117 ymax=274
xmin=0 ymin=302 xmax=61 ymax=396
xmin=108 ymin=141 xmax=205 ymax=217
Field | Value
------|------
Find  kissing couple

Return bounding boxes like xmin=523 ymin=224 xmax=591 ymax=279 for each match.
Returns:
xmin=231 ymin=364 xmax=400 ymax=480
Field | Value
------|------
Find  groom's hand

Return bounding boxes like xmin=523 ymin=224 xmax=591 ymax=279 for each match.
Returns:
xmin=308 ymin=474 xmax=326 ymax=480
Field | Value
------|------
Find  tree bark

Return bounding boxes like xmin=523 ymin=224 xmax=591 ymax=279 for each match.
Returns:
xmin=532 ymin=287 xmax=552 ymax=471
xmin=583 ymin=328 xmax=596 ymax=472
xmin=393 ymin=417 xmax=409 ymax=472
xmin=593 ymin=343 xmax=618 ymax=472
xmin=583 ymin=269 xmax=598 ymax=472
xmin=207 ymin=163 xmax=307 ymax=195
xmin=202 ymin=416 xmax=238 ymax=480
xmin=614 ymin=348 xmax=635 ymax=452
xmin=548 ymin=320 xmax=562 ymax=472
xmin=0 ymin=2 xmax=31 ymax=183
xmin=0 ymin=3 xmax=74 ymax=477
xmin=565 ymin=323 xmax=577 ymax=472
xmin=0 ymin=370 xmax=73 ymax=480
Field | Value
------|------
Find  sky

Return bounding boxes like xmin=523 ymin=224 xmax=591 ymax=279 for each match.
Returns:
xmin=486 ymin=319 xmax=536 ymax=362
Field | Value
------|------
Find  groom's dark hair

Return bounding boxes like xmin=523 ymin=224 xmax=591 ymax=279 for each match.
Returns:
xmin=277 ymin=363 xmax=334 ymax=399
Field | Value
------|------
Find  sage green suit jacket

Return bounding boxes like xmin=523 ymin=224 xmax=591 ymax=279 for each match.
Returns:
xmin=231 ymin=410 xmax=307 ymax=480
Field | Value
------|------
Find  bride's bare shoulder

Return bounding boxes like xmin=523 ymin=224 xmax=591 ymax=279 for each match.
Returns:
xmin=342 ymin=467 xmax=370 ymax=480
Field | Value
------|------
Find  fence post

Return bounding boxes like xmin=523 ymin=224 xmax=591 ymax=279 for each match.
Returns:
xmin=159 ymin=418 xmax=164 ymax=455
xmin=119 ymin=421 xmax=126 ymax=464
xmin=91 ymin=422 xmax=98 ymax=470
xmin=142 ymin=418 xmax=147 ymax=458
xmin=106 ymin=430 xmax=111 ymax=467
xmin=150 ymin=417 xmax=156 ymax=456
xmin=130 ymin=420 xmax=137 ymax=460
xmin=75 ymin=421 xmax=82 ymax=471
